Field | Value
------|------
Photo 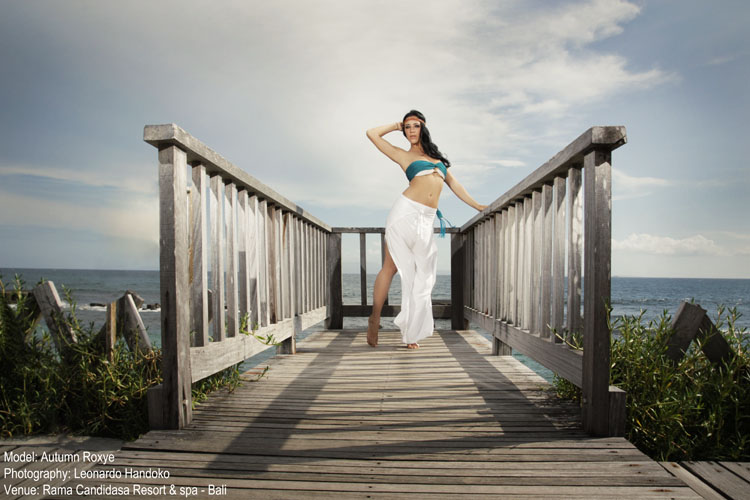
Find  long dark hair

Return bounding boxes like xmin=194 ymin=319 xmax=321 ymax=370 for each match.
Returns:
xmin=402 ymin=109 xmax=450 ymax=168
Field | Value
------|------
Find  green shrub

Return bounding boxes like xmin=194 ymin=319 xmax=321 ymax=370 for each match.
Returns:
xmin=553 ymin=308 xmax=749 ymax=461
xmin=0 ymin=275 xmax=241 ymax=440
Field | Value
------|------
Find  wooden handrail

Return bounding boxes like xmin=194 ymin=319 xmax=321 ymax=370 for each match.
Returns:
xmin=145 ymin=124 xmax=330 ymax=429
xmin=455 ymin=126 xmax=627 ymax=436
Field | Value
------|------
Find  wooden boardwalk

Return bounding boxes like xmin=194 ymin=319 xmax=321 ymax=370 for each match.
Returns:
xmin=49 ymin=329 xmax=699 ymax=499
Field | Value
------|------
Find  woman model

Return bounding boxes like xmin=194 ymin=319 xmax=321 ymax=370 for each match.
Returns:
xmin=366 ymin=110 xmax=487 ymax=349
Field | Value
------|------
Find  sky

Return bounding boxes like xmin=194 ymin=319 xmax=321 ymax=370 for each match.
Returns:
xmin=0 ymin=0 xmax=748 ymax=278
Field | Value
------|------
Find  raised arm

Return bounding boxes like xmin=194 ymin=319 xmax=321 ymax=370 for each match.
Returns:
xmin=366 ymin=122 xmax=409 ymax=167
xmin=445 ymin=170 xmax=487 ymax=211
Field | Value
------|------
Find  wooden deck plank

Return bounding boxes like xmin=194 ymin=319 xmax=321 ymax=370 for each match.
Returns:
xmin=46 ymin=329 xmax=699 ymax=499
xmin=682 ymin=461 xmax=750 ymax=500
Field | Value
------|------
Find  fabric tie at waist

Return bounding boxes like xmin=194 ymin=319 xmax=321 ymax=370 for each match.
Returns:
xmin=436 ymin=209 xmax=452 ymax=238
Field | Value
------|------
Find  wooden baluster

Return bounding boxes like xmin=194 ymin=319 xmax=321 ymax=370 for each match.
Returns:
xmin=247 ymin=195 xmax=260 ymax=328
xmin=237 ymin=190 xmax=249 ymax=328
xmin=210 ymin=174 xmax=226 ymax=342
xmin=541 ymin=184 xmax=553 ymax=340
xmin=258 ymin=199 xmax=269 ymax=328
xmin=567 ymin=166 xmax=583 ymax=338
xmin=532 ymin=191 xmax=542 ymax=334
xmin=225 ymin=183 xmax=239 ymax=337
xmin=551 ymin=176 xmax=566 ymax=340
xmin=189 ymin=164 xmax=209 ymax=347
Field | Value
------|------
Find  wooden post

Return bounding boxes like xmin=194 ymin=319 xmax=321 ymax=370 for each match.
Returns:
xmin=667 ymin=302 xmax=732 ymax=364
xmin=381 ymin=233 xmax=389 ymax=306
xmin=105 ymin=301 xmax=117 ymax=362
xmin=582 ymin=149 xmax=612 ymax=436
xmin=154 ymin=144 xmax=192 ymax=429
xmin=325 ymin=232 xmax=343 ymax=329
xmin=32 ymin=281 xmax=77 ymax=358
xmin=359 ymin=233 xmax=367 ymax=306
xmin=117 ymin=293 xmax=152 ymax=355
xmin=450 ymin=233 xmax=468 ymax=330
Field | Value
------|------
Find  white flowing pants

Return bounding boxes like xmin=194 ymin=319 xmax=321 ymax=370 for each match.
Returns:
xmin=385 ymin=195 xmax=438 ymax=345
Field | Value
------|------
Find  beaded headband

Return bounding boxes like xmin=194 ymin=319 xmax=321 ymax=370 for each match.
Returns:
xmin=403 ymin=116 xmax=425 ymax=125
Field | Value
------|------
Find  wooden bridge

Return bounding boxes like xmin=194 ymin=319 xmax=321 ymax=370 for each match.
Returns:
xmin=41 ymin=124 xmax=707 ymax=497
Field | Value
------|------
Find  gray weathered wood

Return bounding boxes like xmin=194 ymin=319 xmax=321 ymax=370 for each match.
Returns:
xmin=667 ymin=302 xmax=733 ymax=364
xmin=540 ymin=184 xmax=553 ymax=340
xmin=343 ymin=304 xmax=452 ymax=319
xmin=237 ymin=189 xmax=250 ymax=324
xmin=210 ymin=174 xmax=226 ymax=342
xmin=190 ymin=164 xmax=209 ymax=347
xmin=267 ymin=205 xmax=279 ymax=324
xmin=155 ymin=145 xmax=192 ymax=429
xmin=105 ymin=301 xmax=117 ymax=362
xmin=360 ymin=233 xmax=367 ymax=306
xmin=509 ymin=205 xmax=518 ymax=325
xmin=69 ymin=328 xmax=690 ymax=500
xmin=551 ymin=176 xmax=566 ymax=340
xmin=280 ymin=212 xmax=291 ymax=320
xmin=523 ymin=197 xmax=533 ymax=330
xmin=462 ymin=126 xmax=626 ymax=230
xmin=145 ymin=124 xmax=331 ymax=231
xmin=666 ymin=302 xmax=707 ymax=362
xmin=332 ymin=227 xmax=459 ymax=234
xmin=325 ymin=232 xmax=343 ymax=329
xmin=531 ymin=190 xmax=542 ymax=335
xmin=190 ymin=307 xmax=326 ymax=381
xmin=582 ymin=149 xmax=613 ymax=436
xmin=32 ymin=281 xmax=77 ymax=356
xmin=226 ymin=183 xmax=239 ymax=337
xmin=258 ymin=199 xmax=269 ymax=328
xmin=567 ymin=167 xmax=583 ymax=338
xmin=118 ymin=292 xmax=152 ymax=355
xmin=247 ymin=194 xmax=260 ymax=328
xmin=465 ymin=308 xmax=583 ymax=386
xmin=608 ymin=386 xmax=626 ymax=437
xmin=450 ymin=233 xmax=466 ymax=330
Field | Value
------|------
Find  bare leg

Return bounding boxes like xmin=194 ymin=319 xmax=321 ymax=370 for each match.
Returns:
xmin=368 ymin=243 xmax=397 ymax=347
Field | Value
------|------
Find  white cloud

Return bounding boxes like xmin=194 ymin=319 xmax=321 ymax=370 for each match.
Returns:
xmin=18 ymin=0 xmax=669 ymax=211
xmin=0 ymin=191 xmax=158 ymax=245
xmin=613 ymin=233 xmax=732 ymax=257
xmin=0 ymin=164 xmax=156 ymax=196
xmin=612 ymin=167 xmax=671 ymax=200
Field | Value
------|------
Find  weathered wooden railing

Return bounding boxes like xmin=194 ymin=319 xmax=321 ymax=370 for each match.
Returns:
xmin=324 ymin=227 xmax=457 ymax=329
xmin=453 ymin=126 xmax=628 ymax=436
xmin=144 ymin=124 xmax=330 ymax=429
xmin=147 ymin=123 xmax=628 ymax=436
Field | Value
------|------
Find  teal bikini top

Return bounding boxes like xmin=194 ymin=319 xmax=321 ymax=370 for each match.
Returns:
xmin=405 ymin=160 xmax=448 ymax=181
xmin=404 ymin=160 xmax=452 ymax=238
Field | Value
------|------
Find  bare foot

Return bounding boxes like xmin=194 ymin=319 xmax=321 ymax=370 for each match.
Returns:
xmin=406 ymin=343 xmax=419 ymax=349
xmin=367 ymin=316 xmax=379 ymax=347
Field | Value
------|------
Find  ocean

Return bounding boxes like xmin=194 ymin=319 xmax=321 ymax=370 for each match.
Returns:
xmin=3 ymin=268 xmax=748 ymax=380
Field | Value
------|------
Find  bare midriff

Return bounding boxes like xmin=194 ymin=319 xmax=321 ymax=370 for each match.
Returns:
xmin=402 ymin=170 xmax=445 ymax=209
